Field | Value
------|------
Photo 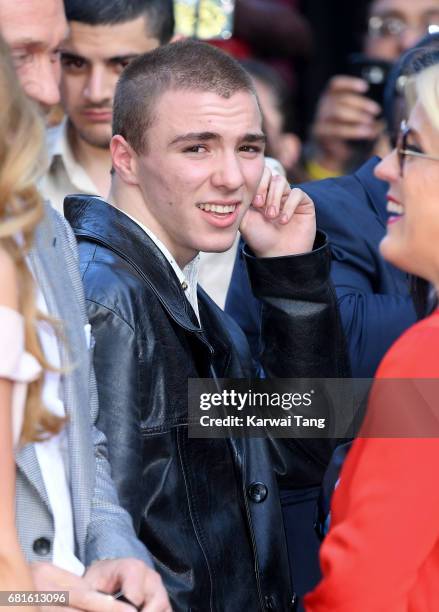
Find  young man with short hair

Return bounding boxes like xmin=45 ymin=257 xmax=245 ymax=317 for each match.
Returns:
xmin=66 ymin=40 xmax=348 ymax=610
xmin=42 ymin=0 xmax=174 ymax=210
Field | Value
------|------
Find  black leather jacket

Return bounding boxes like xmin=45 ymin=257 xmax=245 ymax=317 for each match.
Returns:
xmin=65 ymin=196 xmax=349 ymax=612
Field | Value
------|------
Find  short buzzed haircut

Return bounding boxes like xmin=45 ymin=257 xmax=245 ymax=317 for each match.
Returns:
xmin=64 ymin=0 xmax=174 ymax=44
xmin=113 ymin=40 xmax=259 ymax=153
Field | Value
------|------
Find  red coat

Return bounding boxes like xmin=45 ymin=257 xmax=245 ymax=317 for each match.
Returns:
xmin=305 ymin=310 xmax=439 ymax=612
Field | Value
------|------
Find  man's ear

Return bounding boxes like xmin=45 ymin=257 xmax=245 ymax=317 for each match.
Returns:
xmin=110 ymin=135 xmax=139 ymax=185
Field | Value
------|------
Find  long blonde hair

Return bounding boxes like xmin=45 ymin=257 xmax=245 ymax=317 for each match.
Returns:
xmin=0 ymin=35 xmax=63 ymax=443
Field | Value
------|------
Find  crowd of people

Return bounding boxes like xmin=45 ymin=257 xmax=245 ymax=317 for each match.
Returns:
xmin=2 ymin=0 xmax=439 ymax=610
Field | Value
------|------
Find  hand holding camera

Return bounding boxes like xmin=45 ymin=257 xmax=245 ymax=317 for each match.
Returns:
xmin=310 ymin=55 xmax=392 ymax=173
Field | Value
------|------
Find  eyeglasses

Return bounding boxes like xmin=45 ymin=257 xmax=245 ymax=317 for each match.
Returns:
xmin=397 ymin=120 xmax=439 ymax=176
xmin=368 ymin=14 xmax=439 ymax=39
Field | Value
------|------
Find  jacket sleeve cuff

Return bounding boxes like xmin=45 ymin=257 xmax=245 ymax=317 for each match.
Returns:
xmin=242 ymin=231 xmax=331 ymax=301
xmin=86 ymin=534 xmax=154 ymax=568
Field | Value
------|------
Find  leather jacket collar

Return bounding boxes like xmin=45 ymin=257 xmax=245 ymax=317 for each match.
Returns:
xmin=65 ymin=195 xmax=202 ymax=333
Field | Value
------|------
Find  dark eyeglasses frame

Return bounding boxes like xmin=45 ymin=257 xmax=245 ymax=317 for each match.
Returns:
xmin=397 ymin=120 xmax=439 ymax=176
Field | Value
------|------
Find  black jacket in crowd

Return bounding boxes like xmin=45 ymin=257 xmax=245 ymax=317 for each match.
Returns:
xmin=65 ymin=195 xmax=349 ymax=612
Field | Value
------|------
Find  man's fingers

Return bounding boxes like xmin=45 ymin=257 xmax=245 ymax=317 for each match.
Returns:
xmin=321 ymin=100 xmax=380 ymax=125
xmin=321 ymin=92 xmax=381 ymax=117
xmin=278 ymin=188 xmax=314 ymax=224
xmin=328 ymin=75 xmax=370 ymax=94
xmin=264 ymin=174 xmax=289 ymax=219
xmin=314 ymin=81 xmax=382 ymax=145
xmin=69 ymin=588 xmax=135 ymax=612
xmin=117 ymin=582 xmax=144 ymax=610
xmin=315 ymin=120 xmax=381 ymax=141
xmin=109 ymin=559 xmax=150 ymax=609
xmin=84 ymin=558 xmax=171 ymax=612
xmin=140 ymin=587 xmax=172 ymax=612
xmin=252 ymin=165 xmax=271 ymax=207
xmin=338 ymin=94 xmax=381 ymax=116
xmin=115 ymin=562 xmax=170 ymax=612
xmin=317 ymin=93 xmax=381 ymax=126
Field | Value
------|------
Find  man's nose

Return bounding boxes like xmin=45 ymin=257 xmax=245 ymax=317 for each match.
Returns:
xmin=211 ymin=153 xmax=245 ymax=191
xmin=25 ymin=57 xmax=61 ymax=108
xmin=84 ymin=66 xmax=112 ymax=104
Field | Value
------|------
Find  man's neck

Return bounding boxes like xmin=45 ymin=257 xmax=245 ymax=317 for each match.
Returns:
xmin=68 ymin=122 xmax=112 ymax=198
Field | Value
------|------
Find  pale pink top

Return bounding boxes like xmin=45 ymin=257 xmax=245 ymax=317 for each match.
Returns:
xmin=0 ymin=305 xmax=41 ymax=446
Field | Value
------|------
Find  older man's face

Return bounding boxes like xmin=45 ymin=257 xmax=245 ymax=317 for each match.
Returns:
xmin=365 ymin=0 xmax=439 ymax=60
xmin=0 ymin=0 xmax=68 ymax=109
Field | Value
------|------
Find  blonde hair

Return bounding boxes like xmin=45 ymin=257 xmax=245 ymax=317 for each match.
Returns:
xmin=416 ymin=64 xmax=439 ymax=131
xmin=406 ymin=63 xmax=439 ymax=132
xmin=0 ymin=35 xmax=64 ymax=443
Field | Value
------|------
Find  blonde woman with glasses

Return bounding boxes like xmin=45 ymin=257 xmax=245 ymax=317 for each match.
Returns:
xmin=306 ymin=57 xmax=439 ymax=611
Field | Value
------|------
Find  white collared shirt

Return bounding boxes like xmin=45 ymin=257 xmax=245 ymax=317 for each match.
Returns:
xmin=41 ymin=120 xmax=100 ymax=214
xmin=119 ymin=209 xmax=200 ymax=322
xmin=198 ymin=234 xmax=240 ymax=309
xmin=31 ymin=283 xmax=85 ymax=576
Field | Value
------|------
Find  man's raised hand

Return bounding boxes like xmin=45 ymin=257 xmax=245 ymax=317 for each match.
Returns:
xmin=240 ymin=165 xmax=316 ymax=257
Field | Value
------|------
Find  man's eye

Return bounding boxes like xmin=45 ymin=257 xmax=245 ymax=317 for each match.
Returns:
xmin=61 ymin=55 xmax=86 ymax=70
xmin=239 ymin=145 xmax=262 ymax=154
xmin=183 ymin=145 xmax=207 ymax=153
xmin=117 ymin=59 xmax=132 ymax=69
xmin=111 ymin=57 xmax=138 ymax=73
xmin=12 ymin=51 xmax=33 ymax=68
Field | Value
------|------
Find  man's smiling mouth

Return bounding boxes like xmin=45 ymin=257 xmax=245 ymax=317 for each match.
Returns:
xmin=197 ymin=202 xmax=239 ymax=214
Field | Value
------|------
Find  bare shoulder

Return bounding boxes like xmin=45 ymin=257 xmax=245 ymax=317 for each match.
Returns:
xmin=0 ymin=247 xmax=19 ymax=309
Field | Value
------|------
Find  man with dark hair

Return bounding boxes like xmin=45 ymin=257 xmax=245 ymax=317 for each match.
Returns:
xmin=65 ymin=40 xmax=349 ymax=611
xmin=64 ymin=0 xmax=174 ymax=43
xmin=42 ymin=0 xmax=174 ymax=211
